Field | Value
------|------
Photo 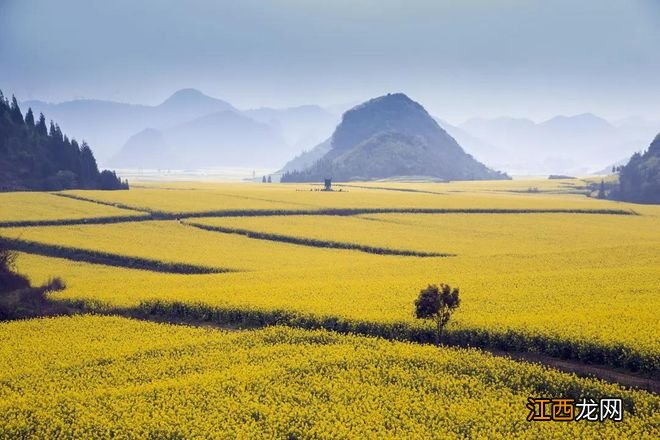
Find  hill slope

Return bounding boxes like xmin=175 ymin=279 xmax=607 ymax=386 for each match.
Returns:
xmin=614 ymin=133 xmax=660 ymax=204
xmin=281 ymin=93 xmax=508 ymax=182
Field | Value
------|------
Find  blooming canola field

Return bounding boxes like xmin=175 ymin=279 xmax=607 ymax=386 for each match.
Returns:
xmin=2 ymin=179 xmax=659 ymax=437
xmin=6 ymin=202 xmax=659 ymax=371
xmin=0 ymin=192 xmax=145 ymax=224
xmin=59 ymin=181 xmax=634 ymax=215
xmin=0 ymin=315 xmax=657 ymax=439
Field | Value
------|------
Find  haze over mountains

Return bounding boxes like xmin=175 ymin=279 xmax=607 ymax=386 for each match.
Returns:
xmin=281 ymin=94 xmax=508 ymax=182
xmin=24 ymin=89 xmax=340 ymax=168
xmin=451 ymin=114 xmax=659 ymax=175
xmin=22 ymin=89 xmax=658 ymax=176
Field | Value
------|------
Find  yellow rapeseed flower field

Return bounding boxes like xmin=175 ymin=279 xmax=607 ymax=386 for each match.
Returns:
xmin=189 ymin=212 xmax=660 ymax=256
xmin=9 ymin=212 xmax=659 ymax=370
xmin=61 ymin=181 xmax=631 ymax=214
xmin=0 ymin=315 xmax=657 ymax=439
xmin=0 ymin=192 xmax=145 ymax=224
xmin=2 ymin=180 xmax=659 ymax=436
xmin=4 ymin=178 xmax=658 ymax=369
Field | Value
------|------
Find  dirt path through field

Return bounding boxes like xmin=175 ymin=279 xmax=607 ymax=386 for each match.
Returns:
xmin=488 ymin=349 xmax=659 ymax=393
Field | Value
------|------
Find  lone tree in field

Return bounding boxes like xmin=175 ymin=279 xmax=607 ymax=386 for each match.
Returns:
xmin=414 ymin=283 xmax=460 ymax=345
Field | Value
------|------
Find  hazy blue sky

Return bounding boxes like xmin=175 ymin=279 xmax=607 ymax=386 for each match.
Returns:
xmin=1 ymin=0 xmax=659 ymax=121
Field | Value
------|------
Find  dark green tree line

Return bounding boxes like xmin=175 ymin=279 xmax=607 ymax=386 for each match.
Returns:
xmin=611 ymin=134 xmax=660 ymax=204
xmin=0 ymin=89 xmax=128 ymax=191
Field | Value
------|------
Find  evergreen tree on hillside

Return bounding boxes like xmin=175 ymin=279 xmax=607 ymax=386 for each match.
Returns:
xmin=9 ymin=96 xmax=24 ymax=125
xmin=79 ymin=142 xmax=99 ymax=187
xmin=0 ymin=88 xmax=129 ymax=191
xmin=36 ymin=113 xmax=48 ymax=136
xmin=24 ymin=108 xmax=35 ymax=127
xmin=613 ymin=134 xmax=660 ymax=204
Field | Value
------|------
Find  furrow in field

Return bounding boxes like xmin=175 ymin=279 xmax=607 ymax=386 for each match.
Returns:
xmin=183 ymin=220 xmax=454 ymax=257
xmin=0 ymin=237 xmax=229 ymax=274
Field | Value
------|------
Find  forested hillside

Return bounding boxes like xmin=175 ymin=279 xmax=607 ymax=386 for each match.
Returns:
xmin=0 ymin=90 xmax=127 ymax=191
xmin=614 ymin=133 xmax=660 ymax=204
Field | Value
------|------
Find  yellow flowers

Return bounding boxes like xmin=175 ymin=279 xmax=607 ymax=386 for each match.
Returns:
xmin=0 ymin=315 xmax=657 ymax=439
xmin=189 ymin=212 xmax=660 ymax=256
xmin=2 ymin=179 xmax=659 ymax=437
xmin=7 ymin=207 xmax=660 ymax=370
xmin=62 ymin=180 xmax=631 ymax=214
xmin=0 ymin=192 xmax=143 ymax=224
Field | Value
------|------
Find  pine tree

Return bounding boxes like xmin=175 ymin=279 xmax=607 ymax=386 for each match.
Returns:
xmin=49 ymin=122 xmax=64 ymax=143
xmin=36 ymin=113 xmax=48 ymax=136
xmin=24 ymin=108 xmax=35 ymax=127
xmin=79 ymin=142 xmax=100 ymax=187
xmin=267 ymin=175 xmax=272 ymax=183
xmin=9 ymin=96 xmax=24 ymax=125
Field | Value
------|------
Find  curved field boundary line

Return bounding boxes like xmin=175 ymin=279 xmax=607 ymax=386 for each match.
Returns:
xmin=169 ymin=207 xmax=637 ymax=218
xmin=50 ymin=191 xmax=637 ymax=217
xmin=2 ymin=206 xmax=637 ymax=229
xmin=69 ymin=299 xmax=656 ymax=382
xmin=0 ymin=214 xmax=150 ymax=228
xmin=183 ymin=221 xmax=454 ymax=257
xmin=52 ymin=192 xmax=152 ymax=213
xmin=0 ymin=237 xmax=231 ymax=275
xmin=332 ymin=183 xmax=448 ymax=195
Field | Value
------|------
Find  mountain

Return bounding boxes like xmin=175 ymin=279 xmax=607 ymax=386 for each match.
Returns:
xmin=109 ymin=110 xmax=289 ymax=169
xmin=281 ymin=93 xmax=509 ymax=182
xmin=25 ymin=90 xmax=338 ymax=168
xmin=457 ymin=114 xmax=656 ymax=175
xmin=23 ymin=89 xmax=237 ymax=162
xmin=158 ymin=88 xmax=235 ymax=114
xmin=0 ymin=90 xmax=126 ymax=191
xmin=613 ymin=133 xmax=660 ymax=204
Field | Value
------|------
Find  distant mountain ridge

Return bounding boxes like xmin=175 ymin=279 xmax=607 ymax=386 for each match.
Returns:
xmin=457 ymin=114 xmax=659 ymax=175
xmin=25 ymin=89 xmax=338 ymax=167
xmin=23 ymin=90 xmax=237 ymax=162
xmin=23 ymin=89 xmax=659 ymax=175
xmin=281 ymin=93 xmax=509 ymax=182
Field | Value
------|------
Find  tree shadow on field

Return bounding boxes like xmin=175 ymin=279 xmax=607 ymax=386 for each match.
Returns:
xmin=0 ymin=243 xmax=70 ymax=320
